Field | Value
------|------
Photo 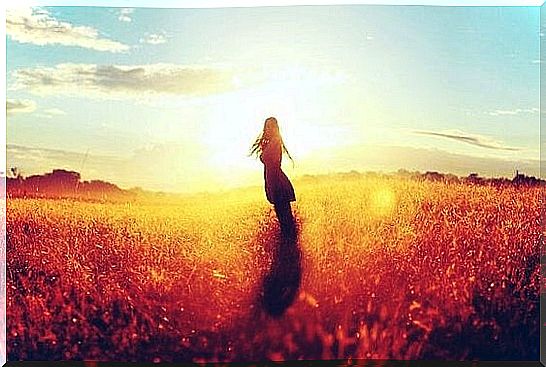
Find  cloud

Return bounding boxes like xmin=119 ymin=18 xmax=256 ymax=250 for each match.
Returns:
xmin=34 ymin=107 xmax=66 ymax=119
xmin=11 ymin=63 xmax=235 ymax=99
xmin=414 ymin=130 xmax=520 ymax=151
xmin=487 ymin=108 xmax=539 ymax=116
xmin=139 ymin=33 xmax=167 ymax=45
xmin=118 ymin=8 xmax=134 ymax=22
xmin=43 ymin=108 xmax=66 ymax=116
xmin=6 ymin=98 xmax=36 ymax=115
xmin=7 ymin=7 xmax=129 ymax=53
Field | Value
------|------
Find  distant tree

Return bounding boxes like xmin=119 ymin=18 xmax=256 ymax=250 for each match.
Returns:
xmin=423 ymin=171 xmax=444 ymax=182
xmin=512 ymin=171 xmax=544 ymax=187
xmin=6 ymin=168 xmax=130 ymax=200
xmin=339 ymin=170 xmax=361 ymax=179
xmin=396 ymin=169 xmax=412 ymax=179
xmin=10 ymin=167 xmax=22 ymax=179
xmin=444 ymin=173 xmax=460 ymax=184
xmin=466 ymin=173 xmax=483 ymax=185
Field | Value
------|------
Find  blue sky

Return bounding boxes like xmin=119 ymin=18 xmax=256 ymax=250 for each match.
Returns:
xmin=6 ymin=4 xmax=542 ymax=192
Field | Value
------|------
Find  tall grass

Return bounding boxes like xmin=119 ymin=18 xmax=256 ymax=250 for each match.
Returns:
xmin=6 ymin=176 xmax=541 ymax=361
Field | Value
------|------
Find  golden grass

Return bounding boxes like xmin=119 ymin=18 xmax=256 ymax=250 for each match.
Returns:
xmin=6 ymin=175 xmax=542 ymax=361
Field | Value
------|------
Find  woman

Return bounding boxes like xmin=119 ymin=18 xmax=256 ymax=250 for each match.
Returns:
xmin=250 ymin=117 xmax=296 ymax=238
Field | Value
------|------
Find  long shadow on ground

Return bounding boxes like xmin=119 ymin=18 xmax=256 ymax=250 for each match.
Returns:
xmin=260 ymin=206 xmax=302 ymax=317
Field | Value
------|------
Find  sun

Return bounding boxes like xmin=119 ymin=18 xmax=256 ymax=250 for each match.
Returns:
xmin=193 ymin=63 xmax=358 ymax=192
xmin=202 ymin=76 xmax=344 ymax=163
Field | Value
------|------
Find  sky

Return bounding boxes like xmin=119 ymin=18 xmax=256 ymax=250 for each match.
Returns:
xmin=5 ymin=4 xmax=542 ymax=193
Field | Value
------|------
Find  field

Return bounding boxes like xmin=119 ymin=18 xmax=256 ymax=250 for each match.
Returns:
xmin=6 ymin=174 xmax=542 ymax=362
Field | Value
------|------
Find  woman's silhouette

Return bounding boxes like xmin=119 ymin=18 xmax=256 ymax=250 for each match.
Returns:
xmin=250 ymin=117 xmax=301 ymax=316
xmin=250 ymin=117 xmax=296 ymax=239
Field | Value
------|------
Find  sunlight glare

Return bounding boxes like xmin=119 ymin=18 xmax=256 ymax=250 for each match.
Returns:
xmin=370 ymin=187 xmax=396 ymax=217
xmin=201 ymin=67 xmax=349 ymax=186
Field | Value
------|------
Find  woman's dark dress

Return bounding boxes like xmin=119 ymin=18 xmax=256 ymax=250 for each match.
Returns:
xmin=260 ymin=137 xmax=296 ymax=205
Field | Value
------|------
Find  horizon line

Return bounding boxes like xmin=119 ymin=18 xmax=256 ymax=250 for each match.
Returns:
xmin=5 ymin=167 xmax=542 ymax=195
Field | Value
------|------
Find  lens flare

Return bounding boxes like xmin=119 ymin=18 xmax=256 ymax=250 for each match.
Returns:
xmin=370 ymin=188 xmax=396 ymax=216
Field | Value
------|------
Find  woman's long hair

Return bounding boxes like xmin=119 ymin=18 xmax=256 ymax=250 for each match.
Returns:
xmin=250 ymin=117 xmax=294 ymax=165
